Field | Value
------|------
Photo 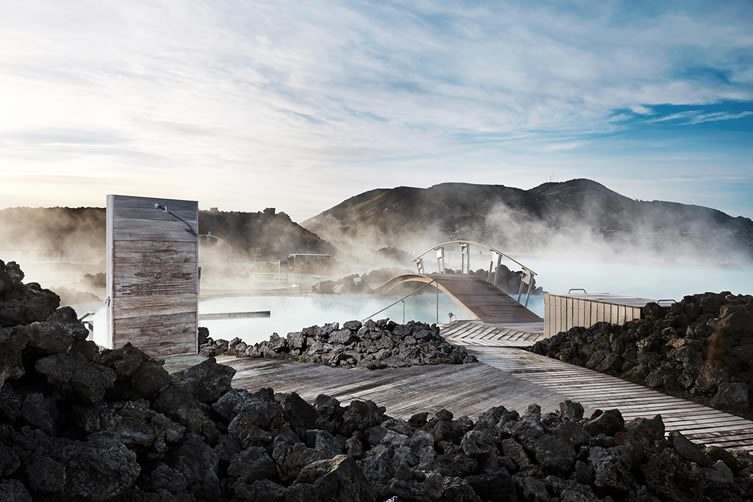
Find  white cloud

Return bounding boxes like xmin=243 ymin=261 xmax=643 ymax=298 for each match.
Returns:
xmin=687 ymin=111 xmax=753 ymax=124
xmin=630 ymin=105 xmax=653 ymax=115
xmin=0 ymin=1 xmax=752 ymax=219
xmin=543 ymin=142 xmax=587 ymax=152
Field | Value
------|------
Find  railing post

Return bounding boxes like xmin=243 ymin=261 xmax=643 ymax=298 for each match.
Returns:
xmin=436 ymin=282 xmax=439 ymax=324
xmin=460 ymin=242 xmax=469 ymax=274
xmin=524 ymin=275 xmax=534 ymax=308
xmin=517 ymin=275 xmax=525 ymax=302
xmin=488 ymin=250 xmax=499 ymax=282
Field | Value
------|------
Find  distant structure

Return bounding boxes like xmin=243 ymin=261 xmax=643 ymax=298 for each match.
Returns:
xmin=263 ymin=207 xmax=276 ymax=216
xmin=209 ymin=207 xmax=219 ymax=213
xmin=104 ymin=195 xmax=199 ymax=357
xmin=286 ymin=253 xmax=332 ymax=272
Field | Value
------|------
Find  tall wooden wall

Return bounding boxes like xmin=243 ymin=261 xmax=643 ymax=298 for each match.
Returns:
xmin=106 ymin=195 xmax=199 ymax=357
xmin=544 ymin=293 xmax=644 ymax=338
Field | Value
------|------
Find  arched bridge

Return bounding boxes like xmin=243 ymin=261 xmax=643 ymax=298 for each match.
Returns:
xmin=374 ymin=241 xmax=542 ymax=325
xmin=377 ymin=273 xmax=542 ymax=324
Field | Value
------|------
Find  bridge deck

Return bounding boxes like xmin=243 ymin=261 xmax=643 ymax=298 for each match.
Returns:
xmin=429 ymin=274 xmax=543 ymax=324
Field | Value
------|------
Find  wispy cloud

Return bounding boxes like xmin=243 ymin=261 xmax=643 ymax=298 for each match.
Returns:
xmin=646 ymin=109 xmax=753 ymax=125
xmin=544 ymin=142 xmax=587 ymax=152
xmin=0 ymin=1 xmax=752 ymax=218
xmin=687 ymin=111 xmax=753 ymax=124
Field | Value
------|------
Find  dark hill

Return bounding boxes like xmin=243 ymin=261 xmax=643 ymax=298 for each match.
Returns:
xmin=303 ymin=179 xmax=753 ymax=260
xmin=0 ymin=207 xmax=333 ymax=262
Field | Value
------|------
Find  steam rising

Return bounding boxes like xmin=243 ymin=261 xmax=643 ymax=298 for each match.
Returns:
xmin=304 ymin=180 xmax=753 ymax=267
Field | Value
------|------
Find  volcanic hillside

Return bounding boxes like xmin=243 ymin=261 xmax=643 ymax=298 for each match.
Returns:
xmin=0 ymin=207 xmax=333 ymax=261
xmin=303 ymin=179 xmax=753 ymax=259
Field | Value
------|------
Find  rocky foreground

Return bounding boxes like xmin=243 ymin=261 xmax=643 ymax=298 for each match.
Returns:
xmin=531 ymin=292 xmax=753 ymax=419
xmin=0 ymin=260 xmax=60 ymax=328
xmin=3 ymin=318 xmax=753 ymax=501
xmin=3 ymin=262 xmax=753 ymax=501
xmin=199 ymin=320 xmax=478 ymax=369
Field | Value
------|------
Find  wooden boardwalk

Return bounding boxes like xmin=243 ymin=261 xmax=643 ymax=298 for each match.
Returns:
xmin=210 ymin=344 xmax=753 ymax=451
xmin=442 ymin=320 xmax=545 ymax=347
xmin=218 ymin=355 xmax=570 ymax=419
xmin=472 ymin=346 xmax=753 ymax=451
xmin=377 ymin=274 xmax=542 ymax=324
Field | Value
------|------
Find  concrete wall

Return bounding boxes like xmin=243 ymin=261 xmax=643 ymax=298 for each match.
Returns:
xmin=106 ymin=195 xmax=199 ymax=357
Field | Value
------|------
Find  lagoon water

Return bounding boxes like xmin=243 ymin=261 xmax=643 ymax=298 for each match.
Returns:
xmin=199 ymin=292 xmax=469 ymax=345
xmin=77 ymin=258 xmax=753 ymax=348
xmin=199 ymin=259 xmax=753 ymax=345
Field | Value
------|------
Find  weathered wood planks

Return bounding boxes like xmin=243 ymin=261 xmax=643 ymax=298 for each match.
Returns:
xmin=188 ymin=345 xmax=753 ymax=451
xmin=106 ymin=195 xmax=199 ymax=358
xmin=440 ymin=320 xmax=545 ymax=347
xmin=544 ymin=293 xmax=649 ymax=337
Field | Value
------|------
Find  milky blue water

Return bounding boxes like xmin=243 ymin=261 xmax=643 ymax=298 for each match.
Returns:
xmin=199 ymin=291 xmax=471 ymax=345
xmin=199 ymin=260 xmax=753 ymax=345
xmin=79 ymin=258 xmax=753 ymax=347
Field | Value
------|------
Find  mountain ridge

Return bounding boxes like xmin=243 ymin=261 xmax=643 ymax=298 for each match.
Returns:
xmin=303 ymin=178 xmax=753 ymax=260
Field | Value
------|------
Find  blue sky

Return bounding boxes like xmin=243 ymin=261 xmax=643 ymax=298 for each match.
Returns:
xmin=0 ymin=0 xmax=752 ymax=220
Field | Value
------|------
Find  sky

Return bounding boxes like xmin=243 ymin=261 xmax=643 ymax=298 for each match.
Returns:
xmin=1 ymin=0 xmax=752 ymax=222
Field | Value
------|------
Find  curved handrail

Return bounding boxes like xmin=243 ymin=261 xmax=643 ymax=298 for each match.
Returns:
xmin=411 ymin=240 xmax=536 ymax=275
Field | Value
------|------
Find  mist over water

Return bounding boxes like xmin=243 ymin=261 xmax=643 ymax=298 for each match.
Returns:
xmin=530 ymin=259 xmax=753 ymax=303
xmin=199 ymin=292 xmax=469 ymax=345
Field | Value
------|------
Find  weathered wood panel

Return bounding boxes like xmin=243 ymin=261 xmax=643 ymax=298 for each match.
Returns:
xmin=107 ymin=195 xmax=198 ymax=358
xmin=545 ymin=293 xmax=657 ymax=337
xmin=113 ymin=217 xmax=197 ymax=242
xmin=114 ymin=240 xmax=196 ymax=263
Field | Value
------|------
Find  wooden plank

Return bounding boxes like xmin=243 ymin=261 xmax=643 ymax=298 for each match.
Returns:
xmin=113 ymin=194 xmax=198 ymax=214
xmin=114 ymin=314 xmax=197 ymax=338
xmin=114 ymin=240 xmax=196 ymax=264
xmin=113 ymin=217 xmax=197 ymax=242
xmin=111 ymin=204 xmax=197 ymax=222
xmin=112 ymin=262 xmax=198 ymax=296
xmin=113 ymin=295 xmax=198 ymax=319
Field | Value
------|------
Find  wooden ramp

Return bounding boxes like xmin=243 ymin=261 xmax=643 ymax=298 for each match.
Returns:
xmin=442 ymin=320 xmax=545 ymax=347
xmin=377 ymin=273 xmax=542 ymax=324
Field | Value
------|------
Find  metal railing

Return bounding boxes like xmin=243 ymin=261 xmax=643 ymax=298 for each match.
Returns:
xmin=361 ymin=279 xmax=439 ymax=324
xmin=412 ymin=240 xmax=538 ymax=308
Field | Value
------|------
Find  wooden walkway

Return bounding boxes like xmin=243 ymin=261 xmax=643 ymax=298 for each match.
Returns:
xmin=217 ymin=355 xmax=569 ymax=419
xmin=377 ymin=274 xmax=542 ymax=324
xmin=472 ymin=347 xmax=753 ymax=451
xmin=442 ymin=320 xmax=545 ymax=347
xmin=210 ymin=346 xmax=753 ymax=451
